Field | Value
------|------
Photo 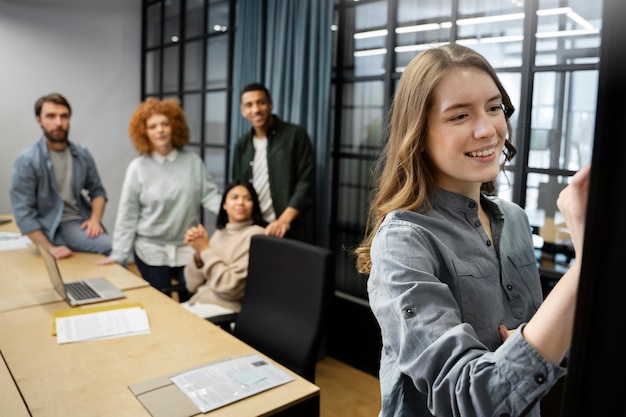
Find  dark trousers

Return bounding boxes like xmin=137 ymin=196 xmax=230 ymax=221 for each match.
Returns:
xmin=133 ymin=251 xmax=190 ymax=302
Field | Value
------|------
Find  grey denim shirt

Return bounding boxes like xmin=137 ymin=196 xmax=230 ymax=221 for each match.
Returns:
xmin=9 ymin=137 xmax=107 ymax=241
xmin=368 ymin=189 xmax=567 ymax=417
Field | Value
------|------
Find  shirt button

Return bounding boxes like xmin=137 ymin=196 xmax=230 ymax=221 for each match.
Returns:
xmin=506 ymin=284 xmax=513 ymax=291
xmin=486 ymin=239 xmax=492 ymax=246
xmin=468 ymin=202 xmax=476 ymax=209
xmin=474 ymin=220 xmax=481 ymax=227
xmin=534 ymin=374 xmax=546 ymax=384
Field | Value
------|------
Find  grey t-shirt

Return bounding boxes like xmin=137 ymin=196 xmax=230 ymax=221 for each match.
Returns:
xmin=49 ymin=147 xmax=82 ymax=222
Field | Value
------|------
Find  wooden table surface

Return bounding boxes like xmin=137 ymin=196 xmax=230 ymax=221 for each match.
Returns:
xmin=0 ymin=215 xmax=149 ymax=312
xmin=0 ymin=350 xmax=30 ymax=417
xmin=0 ymin=286 xmax=319 ymax=417
xmin=0 ymin=215 xmax=319 ymax=416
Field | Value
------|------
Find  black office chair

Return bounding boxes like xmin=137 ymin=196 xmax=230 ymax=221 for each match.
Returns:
xmin=223 ymin=235 xmax=334 ymax=383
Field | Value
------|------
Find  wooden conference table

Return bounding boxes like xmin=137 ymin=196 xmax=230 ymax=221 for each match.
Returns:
xmin=0 ymin=216 xmax=320 ymax=417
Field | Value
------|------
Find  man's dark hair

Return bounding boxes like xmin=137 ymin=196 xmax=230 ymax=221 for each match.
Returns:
xmin=34 ymin=93 xmax=72 ymax=117
xmin=240 ymin=83 xmax=272 ymax=103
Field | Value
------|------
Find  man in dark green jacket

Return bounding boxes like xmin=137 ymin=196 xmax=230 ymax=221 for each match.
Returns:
xmin=231 ymin=83 xmax=315 ymax=243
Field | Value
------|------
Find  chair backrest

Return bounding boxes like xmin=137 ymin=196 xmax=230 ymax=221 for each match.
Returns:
xmin=232 ymin=235 xmax=334 ymax=382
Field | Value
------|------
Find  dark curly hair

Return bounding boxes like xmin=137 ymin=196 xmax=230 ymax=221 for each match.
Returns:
xmin=128 ymin=97 xmax=189 ymax=155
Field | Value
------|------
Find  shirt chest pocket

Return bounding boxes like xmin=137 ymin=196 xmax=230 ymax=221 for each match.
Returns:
xmin=452 ymin=259 xmax=502 ymax=332
xmin=505 ymin=252 xmax=544 ymax=310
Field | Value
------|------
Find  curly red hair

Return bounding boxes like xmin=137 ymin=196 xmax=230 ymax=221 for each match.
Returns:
xmin=128 ymin=97 xmax=189 ymax=155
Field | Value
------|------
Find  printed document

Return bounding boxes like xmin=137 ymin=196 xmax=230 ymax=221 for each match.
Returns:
xmin=0 ymin=232 xmax=31 ymax=251
xmin=170 ymin=354 xmax=295 ymax=413
xmin=56 ymin=306 xmax=150 ymax=344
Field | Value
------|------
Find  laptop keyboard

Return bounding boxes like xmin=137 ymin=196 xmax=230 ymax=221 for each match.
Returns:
xmin=65 ymin=281 xmax=100 ymax=300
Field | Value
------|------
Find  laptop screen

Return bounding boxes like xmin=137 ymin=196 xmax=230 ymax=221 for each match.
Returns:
xmin=37 ymin=244 xmax=70 ymax=302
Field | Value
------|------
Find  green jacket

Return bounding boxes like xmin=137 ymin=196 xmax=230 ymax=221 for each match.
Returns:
xmin=231 ymin=116 xmax=316 ymax=242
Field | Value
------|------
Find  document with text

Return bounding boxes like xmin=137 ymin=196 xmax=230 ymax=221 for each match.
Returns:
xmin=56 ymin=306 xmax=150 ymax=344
xmin=0 ymin=232 xmax=32 ymax=251
xmin=170 ymin=354 xmax=295 ymax=413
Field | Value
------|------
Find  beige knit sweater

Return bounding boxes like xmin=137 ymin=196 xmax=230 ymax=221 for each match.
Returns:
xmin=183 ymin=221 xmax=265 ymax=311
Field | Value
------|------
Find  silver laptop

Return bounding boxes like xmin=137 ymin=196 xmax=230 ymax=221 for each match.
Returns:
xmin=37 ymin=244 xmax=126 ymax=306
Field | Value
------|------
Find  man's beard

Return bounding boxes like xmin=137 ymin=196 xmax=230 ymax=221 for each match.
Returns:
xmin=44 ymin=127 xmax=69 ymax=144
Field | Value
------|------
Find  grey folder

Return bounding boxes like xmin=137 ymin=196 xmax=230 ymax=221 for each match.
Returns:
xmin=128 ymin=365 xmax=208 ymax=417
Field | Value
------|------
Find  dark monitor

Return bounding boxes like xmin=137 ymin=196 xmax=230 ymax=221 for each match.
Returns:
xmin=561 ymin=1 xmax=626 ymax=416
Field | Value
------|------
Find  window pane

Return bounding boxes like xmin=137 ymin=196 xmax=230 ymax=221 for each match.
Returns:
xmin=204 ymin=147 xmax=226 ymax=189
xmin=343 ymin=1 xmax=388 ymax=77
xmin=536 ymin=0 xmax=602 ymax=66
xmin=333 ymin=229 xmax=368 ymax=298
xmin=337 ymin=157 xmax=375 ymax=229
xmin=162 ymin=45 xmax=179 ymax=93
xmin=456 ymin=0 xmax=525 ymax=67
xmin=496 ymin=71 xmax=521 ymax=149
xmin=144 ymin=50 xmax=161 ymax=95
xmin=203 ymin=146 xmax=225 ymax=231
xmin=206 ymin=36 xmax=228 ymax=88
xmin=146 ymin=2 xmax=161 ymax=48
xmin=183 ymin=93 xmax=202 ymax=145
xmin=184 ymin=41 xmax=203 ymax=91
xmin=529 ymin=70 xmax=596 ymax=170
xmin=340 ymin=81 xmax=385 ymax=156
xmin=205 ymin=91 xmax=227 ymax=145
xmin=184 ymin=145 xmax=220 ymax=232
xmin=395 ymin=0 xmax=453 ymax=72
xmin=164 ymin=0 xmax=181 ymax=45
xmin=524 ymin=172 xmax=573 ymax=245
xmin=208 ymin=0 xmax=230 ymax=34
xmin=331 ymin=9 xmax=339 ymax=71
xmin=397 ymin=0 xmax=452 ymax=23
xmin=186 ymin=0 xmax=204 ymax=39
xmin=496 ymin=169 xmax=514 ymax=202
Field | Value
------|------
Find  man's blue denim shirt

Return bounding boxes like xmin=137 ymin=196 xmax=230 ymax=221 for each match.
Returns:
xmin=9 ymin=137 xmax=107 ymax=241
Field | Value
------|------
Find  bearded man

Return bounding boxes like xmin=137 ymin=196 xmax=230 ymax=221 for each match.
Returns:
xmin=10 ymin=93 xmax=112 ymax=259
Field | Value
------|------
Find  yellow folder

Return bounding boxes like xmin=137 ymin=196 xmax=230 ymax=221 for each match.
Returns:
xmin=51 ymin=302 xmax=144 ymax=335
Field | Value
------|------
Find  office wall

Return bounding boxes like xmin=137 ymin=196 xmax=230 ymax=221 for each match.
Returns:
xmin=0 ymin=0 xmax=141 ymax=231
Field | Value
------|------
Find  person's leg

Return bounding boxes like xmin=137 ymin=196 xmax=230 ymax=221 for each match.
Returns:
xmin=133 ymin=251 xmax=178 ymax=296
xmin=56 ymin=219 xmax=112 ymax=255
xmin=170 ymin=265 xmax=190 ymax=302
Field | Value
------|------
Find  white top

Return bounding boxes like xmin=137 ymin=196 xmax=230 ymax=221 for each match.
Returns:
xmin=109 ymin=149 xmax=221 ymax=266
xmin=252 ymin=137 xmax=276 ymax=221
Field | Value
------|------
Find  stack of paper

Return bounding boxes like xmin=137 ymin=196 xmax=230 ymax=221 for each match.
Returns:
xmin=0 ymin=232 xmax=32 ymax=251
xmin=53 ymin=303 xmax=150 ymax=344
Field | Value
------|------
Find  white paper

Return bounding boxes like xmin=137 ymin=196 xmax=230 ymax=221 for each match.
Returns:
xmin=181 ymin=301 xmax=235 ymax=318
xmin=170 ymin=354 xmax=295 ymax=413
xmin=0 ymin=232 xmax=32 ymax=251
xmin=56 ymin=307 xmax=150 ymax=344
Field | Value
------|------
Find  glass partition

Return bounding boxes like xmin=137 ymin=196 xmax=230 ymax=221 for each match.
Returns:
xmin=536 ymin=0 xmax=602 ymax=66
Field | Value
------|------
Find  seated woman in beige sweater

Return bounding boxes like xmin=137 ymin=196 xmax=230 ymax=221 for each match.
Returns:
xmin=181 ymin=180 xmax=266 ymax=317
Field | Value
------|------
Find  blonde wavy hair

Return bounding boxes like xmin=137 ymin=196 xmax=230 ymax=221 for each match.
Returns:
xmin=355 ymin=43 xmax=517 ymax=275
xmin=128 ymin=97 xmax=189 ymax=155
